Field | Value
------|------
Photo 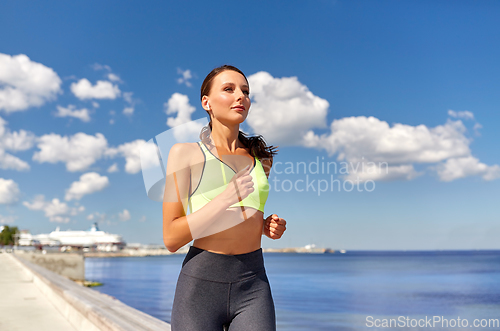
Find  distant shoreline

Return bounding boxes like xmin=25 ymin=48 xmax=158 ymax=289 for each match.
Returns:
xmin=6 ymin=247 xmax=498 ymax=259
xmin=83 ymin=247 xmax=336 ymax=258
xmin=81 ymin=248 xmax=500 ymax=258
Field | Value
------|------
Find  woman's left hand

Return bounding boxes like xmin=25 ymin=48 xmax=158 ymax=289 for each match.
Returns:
xmin=263 ymin=214 xmax=287 ymax=240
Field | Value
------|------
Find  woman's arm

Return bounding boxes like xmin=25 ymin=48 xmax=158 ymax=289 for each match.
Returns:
xmin=162 ymin=143 xmax=255 ymax=252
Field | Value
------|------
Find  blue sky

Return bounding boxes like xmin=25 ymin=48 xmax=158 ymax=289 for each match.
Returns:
xmin=1 ymin=0 xmax=499 ymax=250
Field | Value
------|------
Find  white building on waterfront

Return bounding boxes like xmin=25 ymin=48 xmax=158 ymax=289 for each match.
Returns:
xmin=18 ymin=223 xmax=125 ymax=251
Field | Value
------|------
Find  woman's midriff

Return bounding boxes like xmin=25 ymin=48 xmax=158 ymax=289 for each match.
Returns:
xmin=193 ymin=209 xmax=264 ymax=255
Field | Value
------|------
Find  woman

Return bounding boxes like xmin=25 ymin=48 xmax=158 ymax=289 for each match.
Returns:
xmin=163 ymin=65 xmax=287 ymax=331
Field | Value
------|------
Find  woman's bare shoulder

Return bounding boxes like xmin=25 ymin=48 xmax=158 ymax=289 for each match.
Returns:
xmin=167 ymin=142 xmax=200 ymax=170
xmin=169 ymin=142 xmax=199 ymax=154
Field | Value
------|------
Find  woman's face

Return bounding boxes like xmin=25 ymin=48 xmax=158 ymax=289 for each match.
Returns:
xmin=204 ymin=70 xmax=251 ymax=125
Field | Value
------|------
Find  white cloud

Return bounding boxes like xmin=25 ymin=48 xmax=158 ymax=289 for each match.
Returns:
xmin=33 ymin=132 xmax=109 ymax=172
xmin=246 ymin=71 xmax=329 ymax=145
xmin=70 ymin=79 xmax=121 ymax=100
xmin=139 ymin=215 xmax=146 ymax=223
xmin=139 ymin=140 xmax=161 ymax=171
xmin=91 ymin=63 xmax=123 ymax=83
xmin=304 ymin=117 xmax=471 ymax=164
xmin=0 ymin=130 xmax=36 ymax=151
xmin=92 ymin=101 xmax=100 ymax=108
xmin=118 ymin=209 xmax=131 ymax=221
xmin=123 ymin=92 xmax=133 ymax=104
xmin=23 ymin=195 xmax=84 ymax=223
xmin=436 ymin=156 xmax=500 ymax=182
xmin=177 ymin=68 xmax=193 ymax=87
xmin=121 ymin=92 xmax=135 ymax=116
xmin=242 ymin=72 xmax=497 ymax=182
xmin=448 ymin=109 xmax=483 ymax=136
xmin=0 ymin=150 xmax=30 ymax=171
xmin=0 ymin=118 xmax=36 ymax=151
xmin=302 ymin=116 xmax=488 ymax=181
xmin=165 ymin=93 xmax=196 ymax=127
xmin=305 ymin=115 xmax=500 ymax=182
xmin=164 ymin=93 xmax=204 ymax=141
xmin=105 ymin=139 xmax=147 ymax=174
xmin=91 ymin=63 xmax=112 ymax=71
xmin=123 ymin=107 xmax=134 ymax=116
xmin=0 ymin=178 xmax=20 ymax=204
xmin=23 ymin=194 xmax=46 ymax=210
xmin=0 ymin=53 xmax=62 ymax=113
xmin=54 ymin=105 xmax=91 ymax=122
xmin=0 ymin=116 xmax=35 ymax=171
xmin=65 ymin=172 xmax=109 ymax=201
xmin=107 ymin=73 xmax=122 ymax=82
xmin=473 ymin=122 xmax=483 ymax=137
xmin=343 ymin=164 xmax=421 ymax=182
xmin=448 ymin=109 xmax=474 ymax=120
xmin=107 ymin=163 xmax=119 ymax=173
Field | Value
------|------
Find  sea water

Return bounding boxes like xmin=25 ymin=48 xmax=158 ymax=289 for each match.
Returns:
xmin=85 ymin=250 xmax=500 ymax=330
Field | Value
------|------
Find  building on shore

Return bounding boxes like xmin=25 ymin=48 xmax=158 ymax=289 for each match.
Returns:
xmin=18 ymin=223 xmax=125 ymax=252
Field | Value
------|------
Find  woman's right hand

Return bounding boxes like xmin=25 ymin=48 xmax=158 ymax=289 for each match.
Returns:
xmin=221 ymin=165 xmax=254 ymax=206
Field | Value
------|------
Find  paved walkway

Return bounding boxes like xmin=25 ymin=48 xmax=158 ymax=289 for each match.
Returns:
xmin=0 ymin=252 xmax=77 ymax=331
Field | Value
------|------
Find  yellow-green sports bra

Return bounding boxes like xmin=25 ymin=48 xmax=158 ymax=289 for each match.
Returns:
xmin=188 ymin=141 xmax=270 ymax=214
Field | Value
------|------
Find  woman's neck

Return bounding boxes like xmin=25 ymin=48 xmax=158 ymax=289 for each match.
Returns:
xmin=209 ymin=120 xmax=241 ymax=153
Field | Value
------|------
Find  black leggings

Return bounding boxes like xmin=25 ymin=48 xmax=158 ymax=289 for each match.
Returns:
xmin=171 ymin=245 xmax=276 ymax=331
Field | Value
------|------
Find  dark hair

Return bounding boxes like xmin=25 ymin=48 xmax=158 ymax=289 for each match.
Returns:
xmin=199 ymin=65 xmax=278 ymax=161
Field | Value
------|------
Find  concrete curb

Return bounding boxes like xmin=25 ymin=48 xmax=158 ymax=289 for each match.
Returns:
xmin=9 ymin=253 xmax=171 ymax=331
xmin=16 ymin=251 xmax=85 ymax=281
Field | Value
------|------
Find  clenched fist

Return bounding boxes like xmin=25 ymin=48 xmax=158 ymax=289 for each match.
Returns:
xmin=263 ymin=214 xmax=287 ymax=240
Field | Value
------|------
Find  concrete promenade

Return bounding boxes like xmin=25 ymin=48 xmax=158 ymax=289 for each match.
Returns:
xmin=0 ymin=251 xmax=172 ymax=331
xmin=0 ymin=252 xmax=77 ymax=331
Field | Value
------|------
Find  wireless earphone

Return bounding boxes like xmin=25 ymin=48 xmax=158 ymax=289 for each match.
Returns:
xmin=206 ymin=102 xmax=210 ymax=111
